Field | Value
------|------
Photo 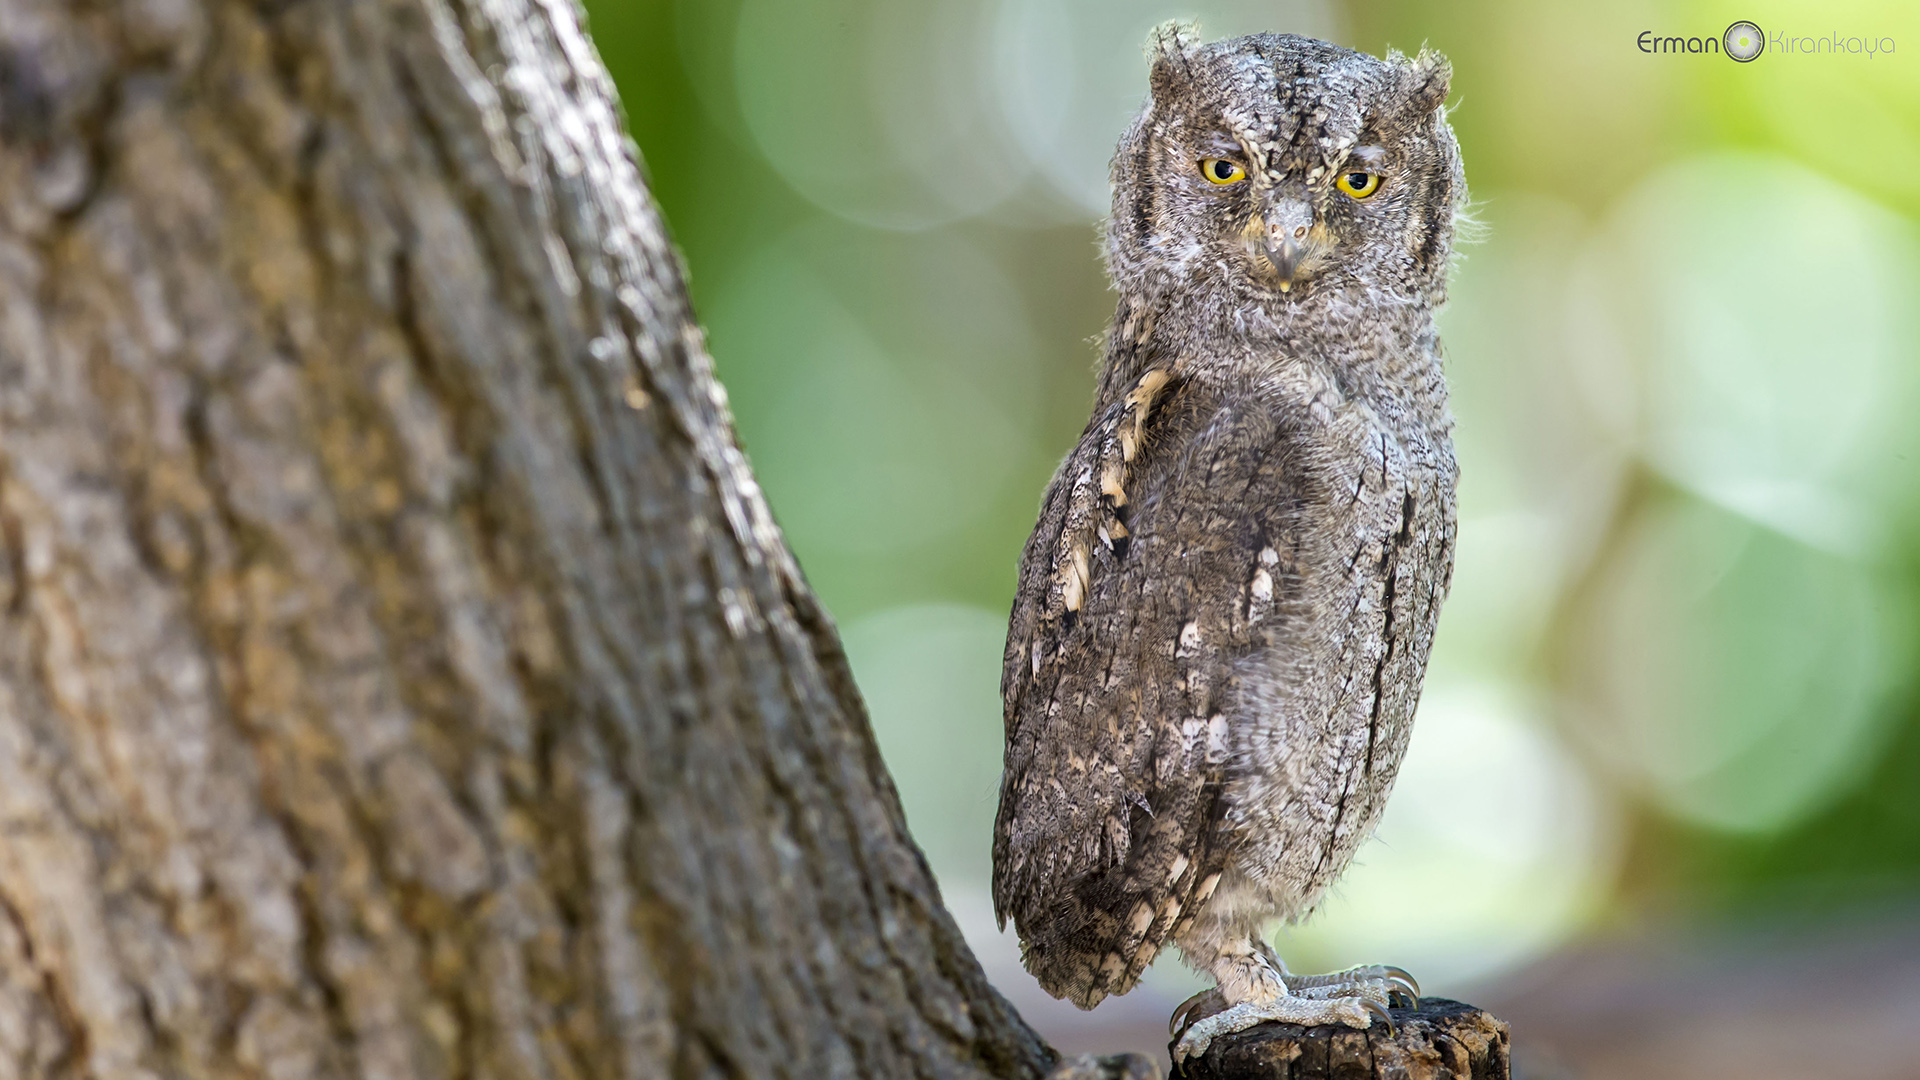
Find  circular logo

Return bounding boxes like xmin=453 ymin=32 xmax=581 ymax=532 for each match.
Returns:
xmin=1724 ymin=21 xmax=1764 ymax=61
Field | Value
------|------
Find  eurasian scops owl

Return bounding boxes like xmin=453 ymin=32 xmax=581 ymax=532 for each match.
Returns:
xmin=991 ymin=26 xmax=1465 ymax=1063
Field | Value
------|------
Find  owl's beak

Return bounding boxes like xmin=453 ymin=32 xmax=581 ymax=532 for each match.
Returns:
xmin=1259 ymin=198 xmax=1318 ymax=292
xmin=1266 ymin=237 xmax=1306 ymax=290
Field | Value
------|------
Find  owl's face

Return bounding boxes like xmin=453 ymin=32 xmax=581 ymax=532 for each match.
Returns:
xmin=1108 ymin=30 xmax=1464 ymax=311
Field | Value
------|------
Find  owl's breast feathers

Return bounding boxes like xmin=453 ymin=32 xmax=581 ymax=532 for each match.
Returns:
xmin=992 ymin=349 xmax=1454 ymax=1009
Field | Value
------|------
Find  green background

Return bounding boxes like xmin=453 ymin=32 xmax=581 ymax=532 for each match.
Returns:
xmin=582 ymin=0 xmax=1920 ymax=1022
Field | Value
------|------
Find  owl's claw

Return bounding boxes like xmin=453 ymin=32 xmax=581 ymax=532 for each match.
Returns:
xmin=1382 ymin=965 xmax=1420 ymax=1000
xmin=1364 ymin=996 xmax=1395 ymax=1035
xmin=1169 ymin=988 xmax=1222 ymax=1037
xmin=1382 ymin=966 xmax=1420 ymax=1008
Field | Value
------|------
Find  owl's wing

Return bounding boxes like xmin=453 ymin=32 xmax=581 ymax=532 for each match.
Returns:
xmin=993 ymin=365 xmax=1312 ymax=1008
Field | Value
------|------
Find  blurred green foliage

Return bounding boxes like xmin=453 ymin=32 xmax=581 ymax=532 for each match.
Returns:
xmin=581 ymin=0 xmax=1920 ymax=986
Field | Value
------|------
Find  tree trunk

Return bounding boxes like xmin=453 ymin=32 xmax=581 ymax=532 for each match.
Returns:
xmin=0 ymin=2 xmax=1051 ymax=1078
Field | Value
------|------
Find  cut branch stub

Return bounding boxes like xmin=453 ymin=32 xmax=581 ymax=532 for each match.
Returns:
xmin=1176 ymin=999 xmax=1510 ymax=1080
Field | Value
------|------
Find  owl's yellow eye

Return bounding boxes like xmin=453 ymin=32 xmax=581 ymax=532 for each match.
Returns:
xmin=1335 ymin=170 xmax=1381 ymax=199
xmin=1199 ymin=158 xmax=1247 ymax=185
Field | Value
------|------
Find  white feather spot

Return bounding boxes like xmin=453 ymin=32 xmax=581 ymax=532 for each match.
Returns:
xmin=1180 ymin=716 xmax=1205 ymax=756
xmin=1167 ymin=853 xmax=1189 ymax=884
xmin=1130 ymin=901 xmax=1155 ymax=935
xmin=1195 ymin=872 xmax=1221 ymax=903
xmin=1259 ymin=546 xmax=1280 ymax=567
xmin=1206 ymin=714 xmax=1230 ymax=763
xmin=1248 ymin=568 xmax=1274 ymax=624
xmin=1177 ymin=621 xmax=1201 ymax=656
xmin=1061 ymin=546 xmax=1090 ymax=612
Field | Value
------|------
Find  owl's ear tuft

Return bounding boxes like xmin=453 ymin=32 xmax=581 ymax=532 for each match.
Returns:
xmin=1147 ymin=21 xmax=1202 ymax=103
xmin=1404 ymin=48 xmax=1452 ymax=115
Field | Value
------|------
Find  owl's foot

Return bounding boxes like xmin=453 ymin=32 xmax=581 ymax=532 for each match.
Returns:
xmin=1170 ymin=992 xmax=1391 ymax=1065
xmin=1286 ymin=963 xmax=1420 ymax=1007
xmin=1249 ymin=939 xmax=1419 ymax=1006
xmin=1170 ymin=940 xmax=1416 ymax=1064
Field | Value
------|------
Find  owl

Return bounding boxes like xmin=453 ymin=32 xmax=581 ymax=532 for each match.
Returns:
xmin=991 ymin=27 xmax=1465 ymax=1064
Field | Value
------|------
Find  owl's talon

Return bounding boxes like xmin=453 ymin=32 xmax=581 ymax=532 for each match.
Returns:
xmin=1168 ymin=988 xmax=1220 ymax=1037
xmin=1382 ymin=968 xmax=1419 ymax=1008
xmin=1382 ymin=965 xmax=1420 ymax=1000
xmin=1363 ymin=997 xmax=1394 ymax=1034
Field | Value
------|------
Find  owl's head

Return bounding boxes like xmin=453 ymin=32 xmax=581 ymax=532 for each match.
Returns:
xmin=1107 ymin=27 xmax=1465 ymax=313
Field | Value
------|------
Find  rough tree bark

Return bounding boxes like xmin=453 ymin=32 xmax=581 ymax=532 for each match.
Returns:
xmin=0 ymin=2 xmax=1053 ymax=1078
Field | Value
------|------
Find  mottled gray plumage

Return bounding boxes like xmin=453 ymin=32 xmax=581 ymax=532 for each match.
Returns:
xmin=992 ymin=27 xmax=1464 ymax=1053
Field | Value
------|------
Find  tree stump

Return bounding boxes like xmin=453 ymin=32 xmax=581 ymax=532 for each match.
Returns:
xmin=1175 ymin=999 xmax=1510 ymax=1080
